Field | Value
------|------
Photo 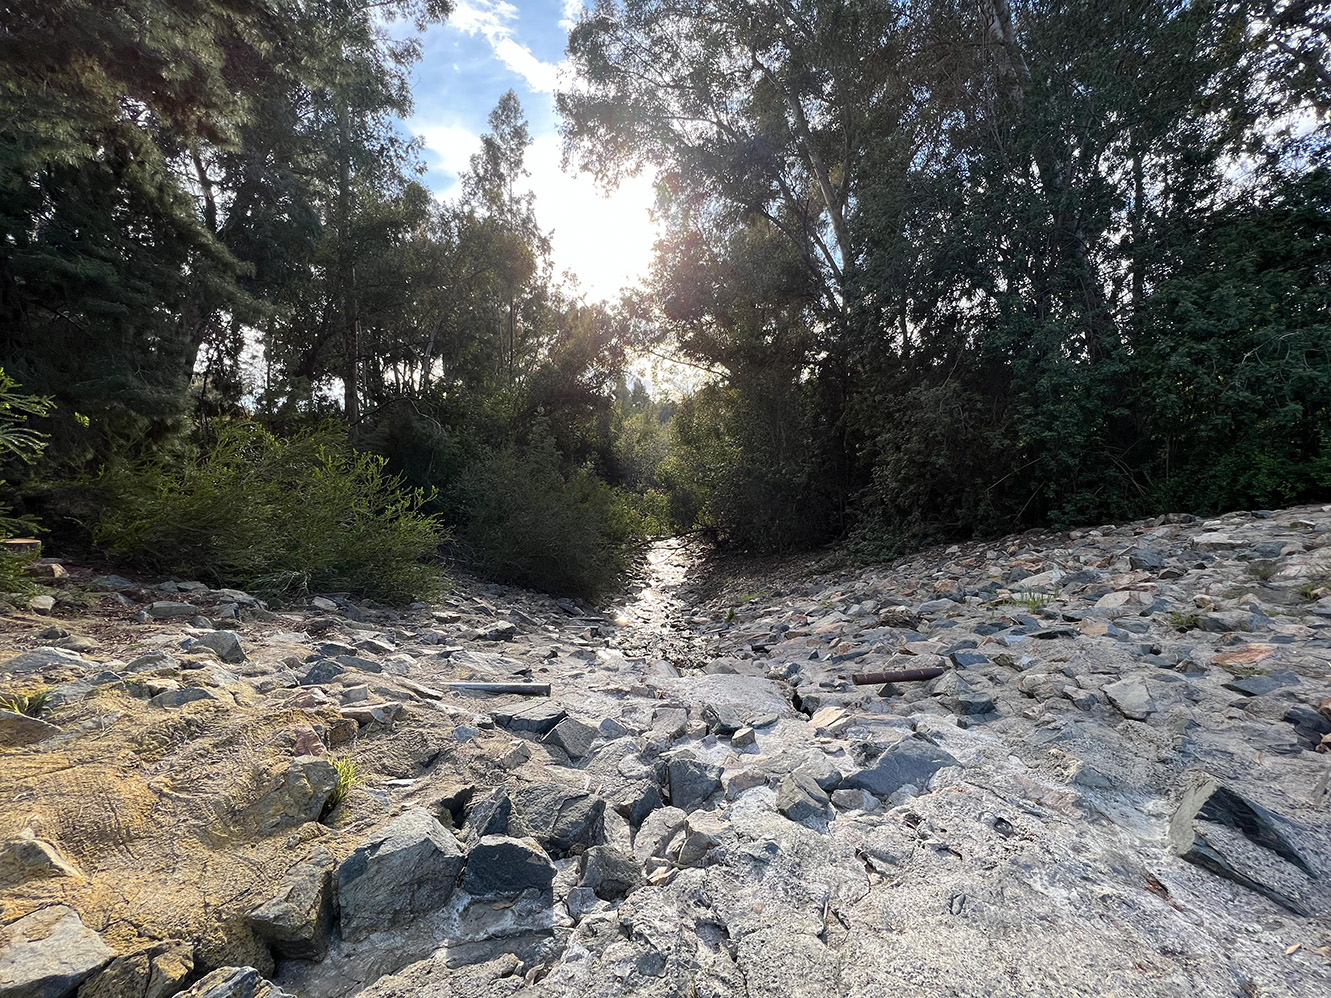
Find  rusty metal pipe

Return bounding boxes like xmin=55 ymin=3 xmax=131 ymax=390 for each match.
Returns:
xmin=851 ymin=666 xmax=946 ymax=686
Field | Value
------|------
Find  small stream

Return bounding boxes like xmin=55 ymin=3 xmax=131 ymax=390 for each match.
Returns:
xmin=607 ymin=537 xmax=710 ymax=666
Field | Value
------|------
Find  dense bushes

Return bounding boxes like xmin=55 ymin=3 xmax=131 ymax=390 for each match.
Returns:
xmin=455 ymin=427 xmax=637 ymax=600
xmin=91 ymin=422 xmax=444 ymax=605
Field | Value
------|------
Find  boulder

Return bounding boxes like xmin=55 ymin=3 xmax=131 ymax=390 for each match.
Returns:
xmin=337 ymin=808 xmax=464 ymax=941
xmin=509 ymin=784 xmax=605 ymax=854
xmin=543 ymin=716 xmax=597 ymax=760
xmin=0 ymin=829 xmax=80 ymax=881
xmin=463 ymin=787 xmax=512 ymax=841
xmin=578 ymin=845 xmax=642 ymax=900
xmin=246 ymin=848 xmax=335 ymax=959
xmin=0 ymin=710 xmax=59 ymax=748
xmin=665 ymin=755 xmax=722 ymax=812
xmin=461 ymin=835 xmax=556 ymax=897
xmin=76 ymin=941 xmax=193 ymax=998
xmin=147 ymin=601 xmax=197 ymax=620
xmin=776 ymin=769 xmax=830 ymax=826
xmin=492 ymin=701 xmax=566 ymax=735
xmin=243 ymin=756 xmax=338 ymax=832
xmin=175 ymin=967 xmax=291 ymax=998
xmin=840 ymin=733 xmax=958 ymax=798
xmin=1102 ymin=677 xmax=1156 ymax=721
xmin=191 ymin=631 xmax=246 ymax=664
xmin=149 ymin=687 xmax=217 ymax=709
xmin=0 ymin=905 xmax=112 ymax=998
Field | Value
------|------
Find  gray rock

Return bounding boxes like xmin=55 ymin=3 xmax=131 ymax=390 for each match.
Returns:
xmin=578 ymin=845 xmax=642 ymax=900
xmin=1168 ymin=772 xmax=1315 ymax=916
xmin=509 ymin=784 xmax=605 ymax=854
xmin=0 ymin=709 xmax=60 ymax=747
xmin=77 ymin=941 xmax=193 ymax=998
xmin=464 ymin=787 xmax=511 ymax=841
xmin=840 ymin=733 xmax=958 ymax=798
xmin=45 ymin=672 xmax=125 ymax=710
xmin=632 ymin=806 xmax=688 ymax=864
xmin=597 ymin=717 xmax=630 ymax=739
xmin=1 ymin=647 xmax=85 ymax=676
xmin=0 ymin=905 xmax=112 ymax=998
xmin=246 ymin=848 xmax=335 ymax=959
xmin=666 ymin=755 xmax=722 ymax=811
xmin=300 ymin=660 xmax=345 ymax=686
xmin=1102 ymin=677 xmax=1156 ymax=720
xmin=149 ymin=687 xmax=218 ymax=709
xmin=28 ymin=595 xmax=55 ymax=614
xmin=333 ymin=654 xmax=382 ymax=674
xmin=543 ymin=716 xmax=597 ymax=760
xmin=243 ymin=756 xmax=338 ymax=832
xmin=336 ymin=808 xmax=465 ymax=941
xmin=0 ymin=829 xmax=80 ymax=880
xmin=492 ymin=700 xmax=566 ymax=735
xmin=475 ymin=621 xmax=518 ymax=641
xmin=175 ymin=967 xmax=291 ymax=998
xmin=1221 ymin=670 xmax=1300 ymax=697
xmin=191 ymin=630 xmax=246 ymax=663
xmin=776 ymin=769 xmax=829 ymax=826
xmin=701 ymin=703 xmax=743 ymax=735
xmin=147 ymin=601 xmax=197 ymax=620
xmin=730 ymin=726 xmax=756 ymax=748
xmin=461 ymin=835 xmax=555 ymax=897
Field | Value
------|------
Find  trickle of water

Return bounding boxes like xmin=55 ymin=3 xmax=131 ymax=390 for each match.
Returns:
xmin=611 ymin=537 xmax=707 ymax=660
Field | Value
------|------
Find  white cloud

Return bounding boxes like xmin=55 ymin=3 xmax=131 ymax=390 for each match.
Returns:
xmin=558 ymin=1 xmax=587 ymax=31
xmin=413 ymin=122 xmax=482 ymax=196
xmin=450 ymin=1 xmax=565 ymax=93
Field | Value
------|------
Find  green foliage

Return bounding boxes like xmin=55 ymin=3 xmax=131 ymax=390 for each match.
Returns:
xmin=457 ymin=426 xmax=638 ymax=599
xmin=0 ymin=368 xmax=54 ymax=540
xmin=322 ymin=757 xmax=364 ymax=820
xmin=0 ymin=687 xmax=50 ymax=717
xmin=91 ymin=422 xmax=444 ymax=605
xmin=1169 ymin=612 xmax=1201 ymax=631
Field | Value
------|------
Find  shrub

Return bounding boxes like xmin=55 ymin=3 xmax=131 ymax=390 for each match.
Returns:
xmin=457 ymin=427 xmax=637 ymax=599
xmin=92 ymin=422 xmax=445 ymax=604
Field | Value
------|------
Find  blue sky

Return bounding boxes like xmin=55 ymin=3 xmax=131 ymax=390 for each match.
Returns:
xmin=401 ymin=1 xmax=659 ymax=300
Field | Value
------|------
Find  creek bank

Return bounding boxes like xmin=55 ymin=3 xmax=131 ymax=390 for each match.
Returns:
xmin=2 ymin=510 xmax=1331 ymax=996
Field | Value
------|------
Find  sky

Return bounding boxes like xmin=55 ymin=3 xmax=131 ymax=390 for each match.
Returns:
xmin=403 ymin=1 xmax=659 ymax=302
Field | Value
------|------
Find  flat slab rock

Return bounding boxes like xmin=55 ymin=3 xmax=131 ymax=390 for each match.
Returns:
xmin=0 ymin=905 xmax=113 ymax=997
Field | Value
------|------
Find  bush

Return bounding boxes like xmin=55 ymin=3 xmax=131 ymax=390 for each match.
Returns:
xmin=457 ymin=427 xmax=637 ymax=599
xmin=92 ymin=422 xmax=445 ymax=605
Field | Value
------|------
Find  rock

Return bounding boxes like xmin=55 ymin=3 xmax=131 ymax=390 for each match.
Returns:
xmin=28 ymin=594 xmax=55 ymax=614
xmin=247 ymin=848 xmax=335 ymax=959
xmin=45 ymin=672 xmax=125 ymax=709
xmin=149 ymin=686 xmax=217 ymax=709
xmin=701 ymin=703 xmax=743 ymax=735
xmin=509 ymin=784 xmax=605 ymax=854
xmin=77 ymin=941 xmax=193 ymax=998
xmin=1193 ymin=532 xmax=1244 ymax=551
xmin=730 ymin=726 xmax=756 ymax=748
xmin=776 ymin=769 xmax=829 ymax=826
xmin=243 ymin=756 xmax=338 ymax=832
xmin=543 ymin=716 xmax=597 ymax=760
xmin=474 ymin=621 xmax=518 ymax=641
xmin=1 ymin=647 xmax=85 ymax=676
xmin=1221 ymin=670 xmax=1300 ymax=697
xmin=300 ymin=660 xmax=345 ymax=686
xmin=0 ymin=709 xmax=60 ymax=747
xmin=578 ymin=845 xmax=641 ymax=900
xmin=175 ymin=967 xmax=291 ymax=998
xmin=147 ymin=601 xmax=197 ymax=620
xmin=492 ymin=700 xmax=566 ymax=735
xmin=665 ymin=755 xmax=722 ymax=811
xmin=0 ymin=905 xmax=113 ymax=998
xmin=339 ymin=702 xmax=401 ymax=726
xmin=0 ymin=829 xmax=80 ymax=880
xmin=337 ymin=808 xmax=465 ymax=942
xmin=1168 ymin=772 xmax=1315 ymax=916
xmin=464 ymin=787 xmax=512 ymax=841
xmin=191 ymin=630 xmax=246 ymax=663
xmin=1102 ymin=677 xmax=1156 ymax=720
xmin=632 ymin=806 xmax=688 ymax=864
xmin=597 ymin=717 xmax=630 ymax=739
xmin=840 ymin=733 xmax=958 ymax=798
xmin=461 ymin=835 xmax=556 ymax=897
xmin=830 ymin=788 xmax=879 ymax=812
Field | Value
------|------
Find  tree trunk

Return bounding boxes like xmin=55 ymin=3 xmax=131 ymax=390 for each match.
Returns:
xmin=336 ymin=97 xmax=360 ymax=425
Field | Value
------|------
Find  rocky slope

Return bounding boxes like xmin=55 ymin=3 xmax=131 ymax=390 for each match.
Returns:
xmin=3 ymin=505 xmax=1331 ymax=998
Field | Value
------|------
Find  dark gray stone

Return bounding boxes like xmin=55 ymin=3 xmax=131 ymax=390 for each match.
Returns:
xmin=1222 ymin=670 xmax=1300 ymax=697
xmin=493 ymin=700 xmax=567 ymax=735
xmin=193 ymin=630 xmax=246 ymax=663
xmin=776 ymin=769 xmax=829 ymax=825
xmin=45 ymin=672 xmax=126 ymax=710
xmin=148 ymin=601 xmax=197 ymax=620
xmin=666 ymin=756 xmax=722 ymax=812
xmin=544 ymin=716 xmax=597 ymax=760
xmin=464 ymin=787 xmax=511 ymax=841
xmin=462 ymin=835 xmax=555 ymax=897
xmin=300 ymin=660 xmax=345 ymax=686
xmin=247 ymin=848 xmax=335 ymax=959
xmin=578 ymin=845 xmax=642 ymax=900
xmin=333 ymin=654 xmax=383 ymax=674
xmin=841 ymin=733 xmax=959 ymax=798
xmin=176 ymin=967 xmax=292 ymax=997
xmin=336 ymin=808 xmax=465 ymax=941
xmin=702 ymin=703 xmax=743 ymax=736
xmin=510 ymin=784 xmax=605 ymax=854
xmin=150 ymin=687 xmax=218 ymax=709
